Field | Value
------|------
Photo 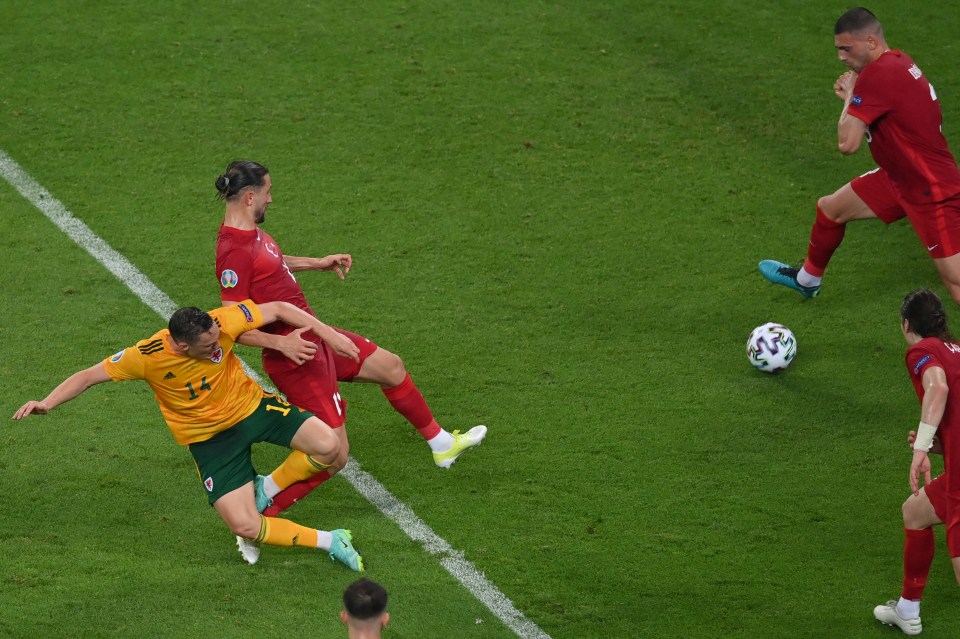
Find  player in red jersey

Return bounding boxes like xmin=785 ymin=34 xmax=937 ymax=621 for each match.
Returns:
xmin=759 ymin=8 xmax=960 ymax=303
xmin=873 ymin=289 xmax=960 ymax=634
xmin=214 ymin=161 xmax=487 ymax=535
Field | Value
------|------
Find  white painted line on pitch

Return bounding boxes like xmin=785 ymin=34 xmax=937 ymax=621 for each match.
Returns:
xmin=0 ymin=148 xmax=551 ymax=639
xmin=344 ymin=462 xmax=552 ymax=639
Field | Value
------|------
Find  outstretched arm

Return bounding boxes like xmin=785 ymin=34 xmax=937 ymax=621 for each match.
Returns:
xmin=13 ymin=363 xmax=111 ymax=420
xmin=234 ymin=322 xmax=319 ymax=365
xmin=283 ymin=254 xmax=352 ymax=280
xmin=255 ymin=301 xmax=360 ymax=363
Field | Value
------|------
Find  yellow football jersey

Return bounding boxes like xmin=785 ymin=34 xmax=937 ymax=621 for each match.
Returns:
xmin=102 ymin=301 xmax=267 ymax=445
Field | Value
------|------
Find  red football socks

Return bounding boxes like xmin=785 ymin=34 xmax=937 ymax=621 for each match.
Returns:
xmin=901 ymin=527 xmax=935 ymax=601
xmin=802 ymin=207 xmax=846 ymax=277
xmin=382 ymin=373 xmax=442 ymax=440
xmin=263 ymin=470 xmax=332 ymax=517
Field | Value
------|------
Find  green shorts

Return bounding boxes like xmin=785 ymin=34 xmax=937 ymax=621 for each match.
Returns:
xmin=188 ymin=394 xmax=314 ymax=504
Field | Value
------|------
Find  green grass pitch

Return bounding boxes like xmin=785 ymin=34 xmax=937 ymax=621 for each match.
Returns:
xmin=2 ymin=1 xmax=960 ymax=637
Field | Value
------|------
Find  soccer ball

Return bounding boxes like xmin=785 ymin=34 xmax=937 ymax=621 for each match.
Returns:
xmin=746 ymin=323 xmax=797 ymax=373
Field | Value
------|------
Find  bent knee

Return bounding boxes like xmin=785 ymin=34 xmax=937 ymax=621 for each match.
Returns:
xmin=325 ymin=430 xmax=350 ymax=473
xmin=901 ymin=498 xmax=913 ymax=524
xmin=902 ymin=493 xmax=938 ymax=529
xmin=290 ymin=419 xmax=342 ymax=464
xmin=816 ymin=194 xmax=844 ymax=222
xmin=314 ymin=431 xmax=341 ymax=461
xmin=328 ymin=449 xmax=348 ymax=474
xmin=380 ymin=350 xmax=407 ymax=385
xmin=229 ymin=516 xmax=263 ymax=540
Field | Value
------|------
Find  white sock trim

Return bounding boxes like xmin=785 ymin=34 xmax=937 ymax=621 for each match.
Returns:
xmin=796 ymin=267 xmax=821 ymax=288
xmin=897 ymin=597 xmax=921 ymax=620
xmin=264 ymin=475 xmax=282 ymax=499
xmin=427 ymin=430 xmax=455 ymax=452
xmin=316 ymin=530 xmax=332 ymax=551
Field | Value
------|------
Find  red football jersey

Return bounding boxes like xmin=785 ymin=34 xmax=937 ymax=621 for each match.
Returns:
xmin=216 ymin=224 xmax=322 ymax=372
xmin=906 ymin=337 xmax=960 ymax=461
xmin=848 ymin=50 xmax=960 ymax=204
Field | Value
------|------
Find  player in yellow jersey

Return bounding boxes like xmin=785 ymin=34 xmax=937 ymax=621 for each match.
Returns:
xmin=13 ymin=299 xmax=365 ymax=571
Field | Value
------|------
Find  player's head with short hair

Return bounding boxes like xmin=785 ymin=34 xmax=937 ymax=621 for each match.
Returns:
xmin=341 ymin=578 xmax=389 ymax=634
xmin=901 ymin=288 xmax=954 ymax=341
xmin=215 ymin=160 xmax=269 ymax=201
xmin=834 ymin=7 xmax=883 ymax=38
xmin=833 ymin=7 xmax=887 ymax=73
xmin=168 ymin=307 xmax=222 ymax=359
xmin=169 ymin=307 xmax=214 ymax=344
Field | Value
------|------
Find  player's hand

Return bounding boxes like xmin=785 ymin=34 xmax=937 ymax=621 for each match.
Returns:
xmin=317 ymin=254 xmax=352 ymax=280
xmin=909 ymin=449 xmax=932 ymax=496
xmin=12 ymin=401 xmax=50 ymax=420
xmin=834 ymin=70 xmax=857 ymax=100
xmin=278 ymin=327 xmax=318 ymax=365
xmin=324 ymin=330 xmax=361 ymax=363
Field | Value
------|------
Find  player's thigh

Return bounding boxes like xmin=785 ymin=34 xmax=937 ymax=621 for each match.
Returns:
xmin=353 ymin=347 xmax=406 ymax=386
xmin=332 ymin=328 xmax=380 ymax=382
xmin=213 ymin=482 xmax=261 ymax=537
xmin=932 ymin=255 xmax=960 ymax=305
xmin=825 ymin=169 xmax=902 ymax=223
xmin=904 ymin=482 xmax=943 ymax=529
xmin=289 ymin=415 xmax=341 ymax=459
xmin=213 ymin=483 xmax=259 ymax=524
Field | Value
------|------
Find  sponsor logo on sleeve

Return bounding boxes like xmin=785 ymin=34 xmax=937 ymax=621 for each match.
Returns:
xmin=851 ymin=95 xmax=862 ymax=106
xmin=238 ymin=303 xmax=254 ymax=322
xmin=913 ymin=354 xmax=932 ymax=375
xmin=220 ymin=269 xmax=239 ymax=288
xmin=110 ymin=350 xmax=124 ymax=363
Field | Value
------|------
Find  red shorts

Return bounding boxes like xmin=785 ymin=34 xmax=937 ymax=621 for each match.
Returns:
xmin=263 ymin=328 xmax=379 ymax=429
xmin=332 ymin=328 xmax=380 ymax=382
xmin=851 ymin=167 xmax=960 ymax=259
xmin=921 ymin=473 xmax=960 ymax=557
